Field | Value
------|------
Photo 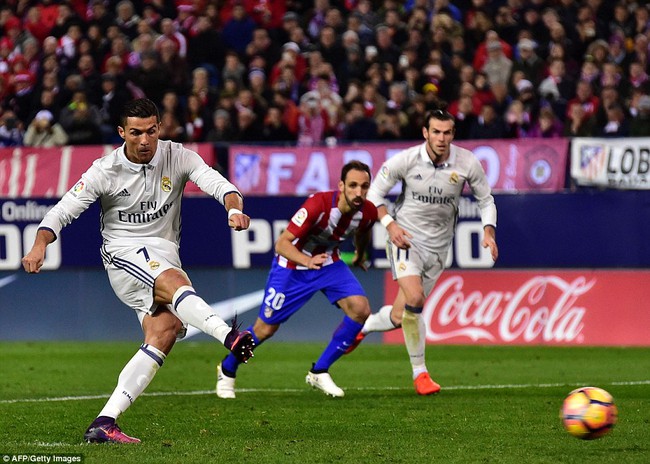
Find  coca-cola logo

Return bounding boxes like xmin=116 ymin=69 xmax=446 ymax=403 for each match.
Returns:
xmin=424 ymin=276 xmax=595 ymax=343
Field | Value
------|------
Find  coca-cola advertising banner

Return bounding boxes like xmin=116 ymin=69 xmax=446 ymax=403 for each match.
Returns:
xmin=0 ymin=144 xmax=216 ymax=198
xmin=383 ymin=270 xmax=650 ymax=346
xmin=571 ymin=137 xmax=650 ymax=189
xmin=229 ymin=139 xmax=568 ymax=195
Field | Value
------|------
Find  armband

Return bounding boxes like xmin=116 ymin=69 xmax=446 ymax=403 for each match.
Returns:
xmin=228 ymin=208 xmax=243 ymax=219
xmin=380 ymin=215 xmax=395 ymax=228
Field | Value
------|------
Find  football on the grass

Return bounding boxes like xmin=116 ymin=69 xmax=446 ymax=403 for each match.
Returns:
xmin=561 ymin=386 xmax=617 ymax=439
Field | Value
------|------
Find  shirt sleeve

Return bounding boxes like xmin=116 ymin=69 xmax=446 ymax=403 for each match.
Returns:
xmin=467 ymin=156 xmax=497 ymax=228
xmin=367 ymin=155 xmax=405 ymax=209
xmin=182 ymin=148 xmax=242 ymax=204
xmin=285 ymin=194 xmax=323 ymax=239
xmin=38 ymin=163 xmax=104 ymax=240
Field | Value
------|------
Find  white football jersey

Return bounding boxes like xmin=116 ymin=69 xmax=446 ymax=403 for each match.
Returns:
xmin=39 ymin=140 xmax=241 ymax=247
xmin=367 ymin=142 xmax=497 ymax=254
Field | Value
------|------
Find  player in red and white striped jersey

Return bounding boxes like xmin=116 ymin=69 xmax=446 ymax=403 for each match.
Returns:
xmin=217 ymin=160 xmax=378 ymax=398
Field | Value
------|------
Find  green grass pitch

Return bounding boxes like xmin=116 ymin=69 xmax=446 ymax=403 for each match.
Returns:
xmin=0 ymin=342 xmax=649 ymax=463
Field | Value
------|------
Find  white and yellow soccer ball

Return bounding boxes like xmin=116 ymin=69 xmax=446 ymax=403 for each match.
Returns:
xmin=561 ymin=386 xmax=617 ymax=440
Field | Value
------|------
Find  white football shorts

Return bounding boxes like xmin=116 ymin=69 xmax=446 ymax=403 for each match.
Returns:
xmin=386 ymin=240 xmax=447 ymax=296
xmin=101 ymin=239 xmax=186 ymax=315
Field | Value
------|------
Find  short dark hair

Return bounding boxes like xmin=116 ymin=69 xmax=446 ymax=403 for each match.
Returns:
xmin=424 ymin=109 xmax=454 ymax=128
xmin=341 ymin=160 xmax=371 ymax=182
xmin=120 ymin=98 xmax=160 ymax=127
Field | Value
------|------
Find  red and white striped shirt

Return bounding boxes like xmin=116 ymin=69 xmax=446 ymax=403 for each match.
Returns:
xmin=278 ymin=191 xmax=377 ymax=269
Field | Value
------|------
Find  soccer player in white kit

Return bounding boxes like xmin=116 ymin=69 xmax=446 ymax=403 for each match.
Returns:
xmin=21 ymin=98 xmax=255 ymax=443
xmin=350 ymin=109 xmax=498 ymax=395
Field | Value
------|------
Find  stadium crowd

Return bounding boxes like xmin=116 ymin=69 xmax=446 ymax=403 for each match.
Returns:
xmin=1 ymin=0 xmax=650 ymax=149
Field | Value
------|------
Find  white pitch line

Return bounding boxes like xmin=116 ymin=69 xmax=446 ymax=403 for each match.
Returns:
xmin=1 ymin=380 xmax=649 ymax=405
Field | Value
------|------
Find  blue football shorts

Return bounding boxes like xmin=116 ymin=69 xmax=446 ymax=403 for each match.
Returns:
xmin=258 ymin=258 xmax=366 ymax=325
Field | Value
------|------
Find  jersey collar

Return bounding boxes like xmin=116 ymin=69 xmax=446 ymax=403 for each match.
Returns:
xmin=118 ymin=143 xmax=162 ymax=172
xmin=419 ymin=142 xmax=457 ymax=168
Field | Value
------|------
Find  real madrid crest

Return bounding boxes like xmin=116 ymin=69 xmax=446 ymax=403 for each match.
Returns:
xmin=149 ymin=260 xmax=160 ymax=270
xmin=161 ymin=176 xmax=172 ymax=192
xmin=449 ymin=172 xmax=459 ymax=184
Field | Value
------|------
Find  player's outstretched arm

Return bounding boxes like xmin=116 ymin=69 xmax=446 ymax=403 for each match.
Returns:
xmin=22 ymin=229 xmax=56 ymax=273
xmin=482 ymin=225 xmax=498 ymax=262
xmin=224 ymin=192 xmax=250 ymax=231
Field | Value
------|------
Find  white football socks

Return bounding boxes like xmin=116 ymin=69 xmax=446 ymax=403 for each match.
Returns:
xmin=401 ymin=308 xmax=427 ymax=379
xmin=172 ymin=286 xmax=230 ymax=343
xmin=98 ymin=344 xmax=166 ymax=419
xmin=361 ymin=305 xmax=399 ymax=334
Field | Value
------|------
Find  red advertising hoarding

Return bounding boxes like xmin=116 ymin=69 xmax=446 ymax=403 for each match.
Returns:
xmin=0 ymin=144 xmax=216 ymax=198
xmin=229 ymin=139 xmax=569 ymax=195
xmin=383 ymin=270 xmax=650 ymax=346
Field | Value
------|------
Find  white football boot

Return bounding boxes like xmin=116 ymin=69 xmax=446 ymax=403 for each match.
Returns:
xmin=305 ymin=370 xmax=345 ymax=397
xmin=216 ymin=364 xmax=236 ymax=399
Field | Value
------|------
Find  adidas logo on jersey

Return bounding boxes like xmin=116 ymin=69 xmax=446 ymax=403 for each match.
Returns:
xmin=117 ymin=188 xmax=131 ymax=197
xmin=414 ymin=174 xmax=423 ymax=180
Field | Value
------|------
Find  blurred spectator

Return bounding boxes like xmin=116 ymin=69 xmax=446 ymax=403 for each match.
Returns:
xmin=222 ymin=3 xmax=256 ymax=56
xmin=538 ymin=58 xmax=575 ymax=118
xmin=527 ymin=106 xmax=563 ymax=138
xmin=452 ymin=95 xmax=478 ymax=140
xmin=158 ymin=37 xmax=190 ymax=96
xmin=87 ymin=0 xmax=115 ymax=35
xmin=376 ymin=109 xmax=402 ymax=140
xmin=184 ymin=93 xmax=211 ymax=143
xmin=301 ymin=72 xmax=343 ymax=132
xmin=159 ymin=110 xmax=186 ymax=142
xmin=222 ymin=51 xmax=247 ymax=90
xmin=234 ymin=106 xmax=263 ymax=141
xmin=505 ymin=99 xmax=532 ymax=138
xmin=128 ymin=51 xmax=169 ymax=107
xmin=115 ymin=0 xmax=140 ymax=40
xmin=58 ymin=90 xmax=103 ymax=145
xmin=0 ymin=110 xmax=24 ymax=147
xmin=482 ymin=40 xmax=512 ymax=88
xmin=306 ymin=0 xmax=330 ymax=40
xmin=599 ymin=102 xmax=629 ymax=138
xmin=245 ymin=28 xmax=281 ymax=73
xmin=341 ymin=98 xmax=378 ymax=142
xmin=469 ymin=103 xmax=508 ymax=139
xmin=629 ymin=95 xmax=650 ymax=137
xmin=155 ymin=18 xmax=187 ymax=59
xmin=98 ymin=73 xmax=130 ymax=144
xmin=23 ymin=110 xmax=69 ymax=147
xmin=205 ymin=108 xmax=236 ymax=143
xmin=563 ymin=104 xmax=596 ymax=137
xmin=272 ymin=90 xmax=299 ymax=135
xmin=191 ymin=67 xmax=219 ymax=112
xmin=248 ymin=67 xmax=272 ymax=112
xmin=473 ymin=30 xmax=513 ymax=73
xmin=187 ymin=15 xmax=224 ymax=81
xmin=23 ymin=6 xmax=51 ymax=44
xmin=594 ymin=85 xmax=622 ymax=128
xmin=566 ymin=79 xmax=600 ymax=124
xmin=297 ymin=92 xmax=332 ymax=146
xmin=511 ymin=38 xmax=545 ymax=88
xmin=317 ymin=25 xmax=347 ymax=84
xmin=6 ymin=72 xmax=35 ymax=126
xmin=262 ymin=105 xmax=295 ymax=142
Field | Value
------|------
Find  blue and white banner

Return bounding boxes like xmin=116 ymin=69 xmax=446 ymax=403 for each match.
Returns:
xmin=571 ymin=137 xmax=650 ymax=189
xmin=1 ymin=190 xmax=649 ymax=270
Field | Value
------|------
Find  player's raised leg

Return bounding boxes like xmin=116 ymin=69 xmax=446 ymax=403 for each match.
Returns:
xmin=217 ymin=319 xmax=272 ymax=399
xmin=346 ymin=299 xmax=403 ymax=354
